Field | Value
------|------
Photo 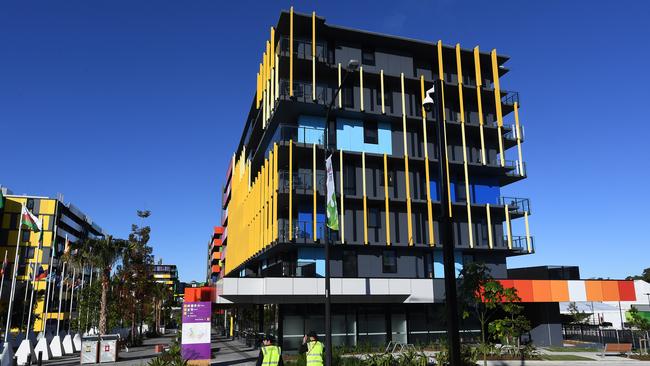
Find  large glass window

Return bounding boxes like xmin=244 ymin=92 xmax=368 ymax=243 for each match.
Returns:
xmin=382 ymin=250 xmax=397 ymax=273
xmin=363 ymin=120 xmax=378 ymax=144
xmin=343 ymin=165 xmax=356 ymax=195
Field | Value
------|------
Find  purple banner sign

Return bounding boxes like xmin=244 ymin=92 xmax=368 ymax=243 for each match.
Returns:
xmin=181 ymin=301 xmax=212 ymax=361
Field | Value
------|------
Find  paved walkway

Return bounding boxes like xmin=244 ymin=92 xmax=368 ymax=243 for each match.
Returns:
xmin=44 ymin=334 xmax=175 ymax=366
xmin=210 ymin=336 xmax=259 ymax=366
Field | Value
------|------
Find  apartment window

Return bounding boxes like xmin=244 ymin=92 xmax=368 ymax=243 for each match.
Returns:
xmin=21 ymin=230 xmax=30 ymax=243
xmin=364 ymin=121 xmax=378 ymax=144
xmin=342 ymin=250 xmax=357 ymax=277
xmin=382 ymin=250 xmax=397 ymax=273
xmin=26 ymin=198 xmax=35 ymax=211
xmin=362 ymin=49 xmax=375 ymax=66
xmin=343 ymin=165 xmax=356 ymax=195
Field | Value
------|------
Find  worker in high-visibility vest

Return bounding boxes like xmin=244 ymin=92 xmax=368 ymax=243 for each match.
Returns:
xmin=256 ymin=334 xmax=284 ymax=366
xmin=299 ymin=331 xmax=324 ymax=366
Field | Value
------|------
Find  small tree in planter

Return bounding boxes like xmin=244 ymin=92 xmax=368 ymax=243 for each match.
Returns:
xmin=488 ymin=287 xmax=531 ymax=356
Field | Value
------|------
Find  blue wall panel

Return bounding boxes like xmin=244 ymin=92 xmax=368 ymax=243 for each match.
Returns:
xmin=297 ymin=247 xmax=325 ymax=277
xmin=297 ymin=115 xmax=325 ymax=145
xmin=471 ymin=177 xmax=500 ymax=205
xmin=297 ymin=208 xmax=325 ymax=240
xmin=433 ymin=250 xmax=464 ymax=278
xmin=336 ymin=118 xmax=392 ymax=154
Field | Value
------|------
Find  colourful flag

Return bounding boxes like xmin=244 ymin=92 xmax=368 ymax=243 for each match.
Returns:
xmin=325 ymin=155 xmax=339 ymax=230
xmin=21 ymin=206 xmax=42 ymax=232
xmin=0 ymin=189 xmax=4 ymax=209
xmin=35 ymin=266 xmax=47 ymax=281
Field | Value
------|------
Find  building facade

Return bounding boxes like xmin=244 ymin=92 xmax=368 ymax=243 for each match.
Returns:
xmin=0 ymin=187 xmax=104 ymax=332
xmin=152 ymin=263 xmax=180 ymax=294
xmin=214 ymin=9 xmax=638 ymax=349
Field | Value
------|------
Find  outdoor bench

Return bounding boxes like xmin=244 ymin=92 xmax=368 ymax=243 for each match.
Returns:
xmin=600 ymin=343 xmax=632 ymax=358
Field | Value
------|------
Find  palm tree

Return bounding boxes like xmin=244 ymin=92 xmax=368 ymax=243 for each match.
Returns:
xmin=75 ymin=236 xmax=126 ymax=335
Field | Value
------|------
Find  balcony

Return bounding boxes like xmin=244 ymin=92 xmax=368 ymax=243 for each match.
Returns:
xmin=500 ymin=197 xmax=531 ymax=215
xmin=279 ymin=170 xmax=326 ymax=193
xmin=271 ymin=123 xmax=325 ymax=146
xmin=278 ymin=37 xmax=330 ymax=64
xmin=278 ymin=220 xmax=326 ymax=244
xmin=278 ymin=80 xmax=330 ymax=104
xmin=506 ymin=235 xmax=534 ymax=253
xmin=501 ymin=90 xmax=520 ymax=106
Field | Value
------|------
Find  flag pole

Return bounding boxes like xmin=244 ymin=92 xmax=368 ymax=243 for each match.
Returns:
xmin=0 ymin=250 xmax=7 ymax=302
xmin=26 ymin=230 xmax=45 ymax=335
xmin=67 ymin=268 xmax=76 ymax=334
xmin=42 ymin=248 xmax=55 ymax=333
xmin=20 ymin=248 xmax=33 ymax=332
xmin=55 ymin=235 xmax=67 ymax=336
xmin=77 ymin=265 xmax=85 ymax=332
xmin=4 ymin=205 xmax=25 ymax=342
xmin=85 ymin=267 xmax=93 ymax=333
xmin=42 ymin=200 xmax=59 ymax=334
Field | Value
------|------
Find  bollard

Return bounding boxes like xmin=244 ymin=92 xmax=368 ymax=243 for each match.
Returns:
xmin=37 ymin=351 xmax=42 ymax=366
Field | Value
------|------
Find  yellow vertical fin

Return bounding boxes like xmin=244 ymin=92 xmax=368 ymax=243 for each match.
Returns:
xmin=380 ymin=69 xmax=385 ymax=114
xmin=401 ymin=73 xmax=413 ymax=245
xmin=362 ymin=152 xmax=368 ymax=245
xmin=289 ymin=140 xmax=293 ymax=240
xmin=289 ymin=6 xmax=294 ymax=97
xmin=457 ymin=44 xmax=473 ymax=248
xmin=383 ymin=153 xmax=391 ymax=246
xmin=339 ymin=150 xmax=345 ymax=243
xmin=437 ymin=41 xmax=453 ymax=216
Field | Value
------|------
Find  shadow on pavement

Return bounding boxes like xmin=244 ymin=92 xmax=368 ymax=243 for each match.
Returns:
xmin=211 ymin=356 xmax=258 ymax=366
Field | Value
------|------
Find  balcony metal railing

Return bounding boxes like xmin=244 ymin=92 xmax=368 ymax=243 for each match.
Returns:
xmin=278 ymin=220 xmax=326 ymax=244
xmin=501 ymin=91 xmax=520 ymax=106
xmin=278 ymin=80 xmax=331 ymax=104
xmin=271 ymin=124 xmax=326 ymax=146
xmin=279 ymin=170 xmax=326 ymax=192
xmin=507 ymin=235 xmax=535 ymax=253
xmin=500 ymin=197 xmax=531 ymax=215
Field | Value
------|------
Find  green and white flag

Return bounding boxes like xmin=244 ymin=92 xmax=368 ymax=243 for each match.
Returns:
xmin=325 ymin=154 xmax=339 ymax=230
xmin=21 ymin=205 xmax=42 ymax=232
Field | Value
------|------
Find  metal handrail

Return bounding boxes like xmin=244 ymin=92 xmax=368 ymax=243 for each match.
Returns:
xmin=500 ymin=197 xmax=531 ymax=214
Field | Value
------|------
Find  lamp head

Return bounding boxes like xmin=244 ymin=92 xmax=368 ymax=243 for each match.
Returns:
xmin=422 ymin=86 xmax=436 ymax=112
xmin=346 ymin=59 xmax=360 ymax=71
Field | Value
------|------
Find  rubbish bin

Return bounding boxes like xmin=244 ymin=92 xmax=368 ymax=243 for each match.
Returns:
xmin=99 ymin=334 xmax=120 ymax=363
xmin=81 ymin=336 xmax=100 ymax=364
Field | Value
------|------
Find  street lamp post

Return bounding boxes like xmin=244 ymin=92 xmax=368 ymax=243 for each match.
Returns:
xmin=323 ymin=59 xmax=359 ymax=366
xmin=423 ymin=78 xmax=462 ymax=366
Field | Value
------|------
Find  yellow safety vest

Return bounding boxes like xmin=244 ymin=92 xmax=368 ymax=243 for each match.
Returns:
xmin=262 ymin=345 xmax=281 ymax=366
xmin=306 ymin=341 xmax=323 ymax=366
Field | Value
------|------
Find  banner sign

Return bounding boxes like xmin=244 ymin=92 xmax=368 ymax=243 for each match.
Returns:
xmin=181 ymin=301 xmax=211 ymax=363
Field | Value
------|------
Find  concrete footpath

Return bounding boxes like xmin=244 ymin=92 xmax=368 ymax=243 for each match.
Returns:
xmin=210 ymin=335 xmax=259 ymax=366
xmin=45 ymin=334 xmax=175 ymax=366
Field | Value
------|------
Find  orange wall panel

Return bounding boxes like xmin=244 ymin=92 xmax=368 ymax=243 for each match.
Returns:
xmin=512 ymin=280 xmax=534 ymax=302
xmin=586 ymin=281 xmax=604 ymax=301
xmin=532 ymin=280 xmax=552 ymax=302
xmin=601 ymin=281 xmax=620 ymax=301
xmin=618 ymin=281 xmax=636 ymax=301
xmin=550 ymin=280 xmax=570 ymax=301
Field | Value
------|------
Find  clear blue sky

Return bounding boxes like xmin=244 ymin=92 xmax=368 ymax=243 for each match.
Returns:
xmin=1 ymin=1 xmax=649 ymax=282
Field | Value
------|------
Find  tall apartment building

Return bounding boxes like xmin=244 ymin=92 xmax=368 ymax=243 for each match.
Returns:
xmin=0 ymin=187 xmax=104 ymax=332
xmin=152 ymin=263 xmax=180 ymax=294
xmin=214 ymin=9 xmax=639 ymax=349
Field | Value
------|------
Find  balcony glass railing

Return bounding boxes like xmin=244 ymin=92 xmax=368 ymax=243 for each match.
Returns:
xmin=278 ymin=37 xmax=330 ymax=63
xmin=507 ymin=235 xmax=534 ymax=252
xmin=271 ymin=124 xmax=326 ymax=146
xmin=504 ymin=124 xmax=525 ymax=141
xmin=500 ymin=197 xmax=531 ymax=214
xmin=279 ymin=170 xmax=326 ymax=192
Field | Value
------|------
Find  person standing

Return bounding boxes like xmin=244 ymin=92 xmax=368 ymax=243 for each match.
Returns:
xmin=299 ymin=331 xmax=324 ymax=366
xmin=256 ymin=334 xmax=283 ymax=366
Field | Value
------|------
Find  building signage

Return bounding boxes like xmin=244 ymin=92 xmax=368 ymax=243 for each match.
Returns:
xmin=181 ymin=301 xmax=211 ymax=364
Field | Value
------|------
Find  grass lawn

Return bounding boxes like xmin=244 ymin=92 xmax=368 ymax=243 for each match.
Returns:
xmin=545 ymin=346 xmax=601 ymax=352
xmin=540 ymin=354 xmax=595 ymax=361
